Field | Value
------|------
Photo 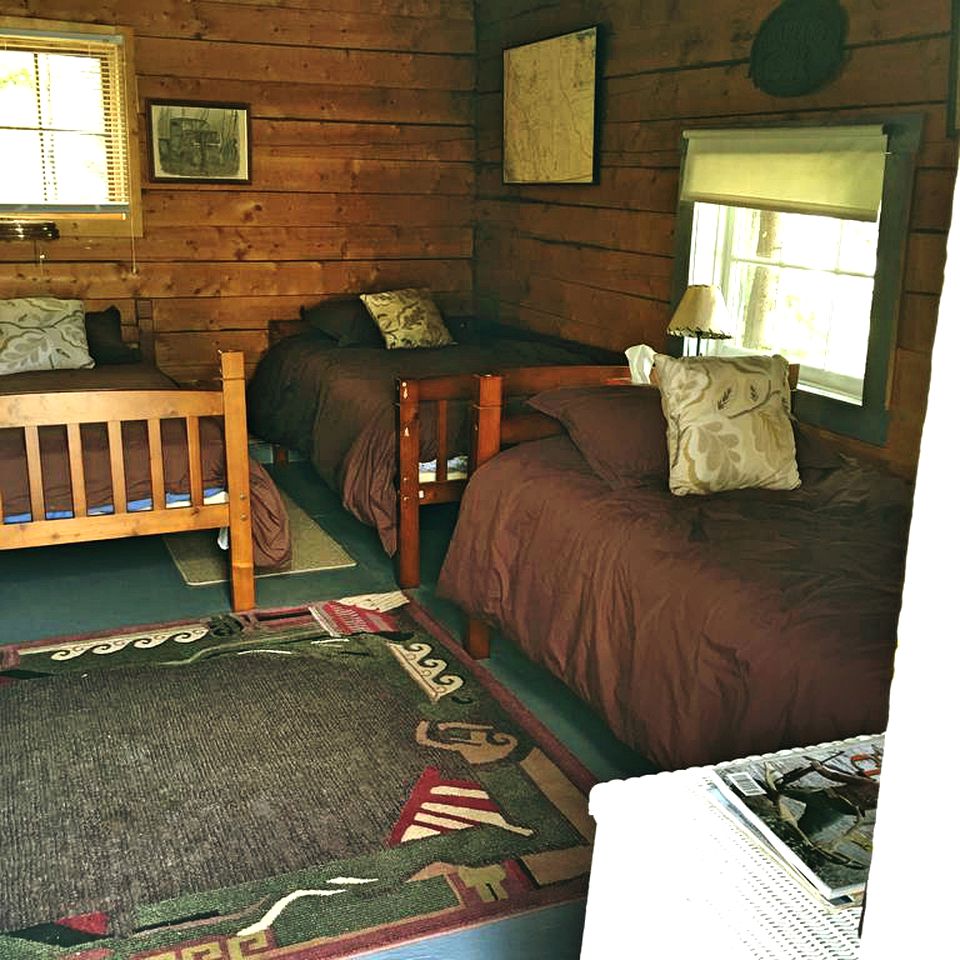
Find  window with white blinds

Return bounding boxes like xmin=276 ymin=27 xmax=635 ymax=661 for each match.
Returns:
xmin=0 ymin=27 xmax=132 ymax=218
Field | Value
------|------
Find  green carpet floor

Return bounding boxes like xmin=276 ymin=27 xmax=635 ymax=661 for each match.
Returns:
xmin=0 ymin=462 xmax=654 ymax=959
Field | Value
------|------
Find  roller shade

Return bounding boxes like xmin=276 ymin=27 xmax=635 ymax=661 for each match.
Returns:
xmin=681 ymin=126 xmax=888 ymax=222
xmin=0 ymin=28 xmax=131 ymax=218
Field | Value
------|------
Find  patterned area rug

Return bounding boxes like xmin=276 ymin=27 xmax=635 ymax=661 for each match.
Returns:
xmin=0 ymin=594 xmax=595 ymax=959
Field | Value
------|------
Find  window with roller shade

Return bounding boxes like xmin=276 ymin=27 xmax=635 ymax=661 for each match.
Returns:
xmin=0 ymin=20 xmax=141 ymax=235
xmin=675 ymin=120 xmax=921 ymax=444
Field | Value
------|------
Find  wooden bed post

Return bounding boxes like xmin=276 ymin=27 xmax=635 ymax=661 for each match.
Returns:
xmin=221 ymin=351 xmax=255 ymax=612
xmin=470 ymin=373 xmax=503 ymax=471
xmin=396 ymin=377 xmax=421 ymax=588
xmin=463 ymin=373 xmax=503 ymax=660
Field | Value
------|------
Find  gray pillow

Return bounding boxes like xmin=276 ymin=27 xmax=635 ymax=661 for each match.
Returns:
xmin=0 ymin=297 xmax=94 ymax=375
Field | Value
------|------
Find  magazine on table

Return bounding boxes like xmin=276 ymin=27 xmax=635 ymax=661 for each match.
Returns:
xmin=708 ymin=734 xmax=883 ymax=905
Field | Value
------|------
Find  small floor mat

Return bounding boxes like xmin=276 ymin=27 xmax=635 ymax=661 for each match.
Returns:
xmin=164 ymin=492 xmax=355 ymax=585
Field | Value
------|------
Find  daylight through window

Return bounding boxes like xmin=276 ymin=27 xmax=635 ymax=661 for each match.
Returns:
xmin=0 ymin=28 xmax=132 ymax=219
xmin=689 ymin=204 xmax=880 ymax=404
xmin=680 ymin=126 xmax=888 ymax=408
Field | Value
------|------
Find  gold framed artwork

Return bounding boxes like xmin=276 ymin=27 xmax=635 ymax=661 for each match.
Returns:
xmin=502 ymin=26 xmax=599 ymax=184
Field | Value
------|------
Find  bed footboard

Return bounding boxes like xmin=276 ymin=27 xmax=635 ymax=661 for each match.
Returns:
xmin=0 ymin=351 xmax=255 ymax=612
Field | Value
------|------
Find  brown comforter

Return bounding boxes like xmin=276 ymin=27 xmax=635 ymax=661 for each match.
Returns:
xmin=437 ymin=435 xmax=912 ymax=769
xmin=0 ymin=364 xmax=290 ymax=569
xmin=247 ymin=332 xmax=605 ymax=554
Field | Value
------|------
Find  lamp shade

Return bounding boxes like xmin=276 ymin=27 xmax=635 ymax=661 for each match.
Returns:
xmin=667 ymin=285 xmax=733 ymax=339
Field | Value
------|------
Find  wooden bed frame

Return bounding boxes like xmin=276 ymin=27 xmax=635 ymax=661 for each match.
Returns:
xmin=264 ymin=317 xmax=629 ymax=590
xmin=0 ymin=351 xmax=255 ymax=612
xmin=457 ymin=362 xmax=801 ymax=659
xmin=394 ymin=364 xmax=631 ymax=589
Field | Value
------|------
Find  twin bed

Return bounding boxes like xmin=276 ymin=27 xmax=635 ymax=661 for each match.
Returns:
xmin=247 ymin=318 xmax=618 ymax=586
xmin=1 ymin=345 xmax=290 ymax=613
xmin=432 ymin=366 xmax=912 ymax=769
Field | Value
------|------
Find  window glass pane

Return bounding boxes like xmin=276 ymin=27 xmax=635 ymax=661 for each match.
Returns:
xmin=0 ymin=50 xmax=39 ymax=128
xmin=49 ymin=131 xmax=109 ymax=203
xmin=0 ymin=129 xmax=45 ymax=202
xmin=837 ymin=218 xmax=880 ymax=275
xmin=689 ymin=202 xmax=879 ymax=405
xmin=40 ymin=52 xmax=105 ymax=133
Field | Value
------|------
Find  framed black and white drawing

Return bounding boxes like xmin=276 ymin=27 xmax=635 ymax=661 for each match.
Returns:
xmin=502 ymin=26 xmax=599 ymax=184
xmin=147 ymin=100 xmax=251 ymax=183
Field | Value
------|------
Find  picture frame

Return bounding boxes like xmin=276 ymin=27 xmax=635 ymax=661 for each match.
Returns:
xmin=502 ymin=26 xmax=599 ymax=184
xmin=146 ymin=100 xmax=251 ymax=183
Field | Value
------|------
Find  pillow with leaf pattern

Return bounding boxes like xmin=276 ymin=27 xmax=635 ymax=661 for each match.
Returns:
xmin=0 ymin=297 xmax=95 ymax=376
xmin=359 ymin=288 xmax=454 ymax=350
xmin=654 ymin=353 xmax=800 ymax=496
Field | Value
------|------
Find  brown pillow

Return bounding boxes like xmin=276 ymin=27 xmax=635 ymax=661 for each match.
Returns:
xmin=527 ymin=384 xmax=668 ymax=487
xmin=84 ymin=306 xmax=141 ymax=364
xmin=792 ymin=420 xmax=844 ymax=471
xmin=300 ymin=298 xmax=383 ymax=347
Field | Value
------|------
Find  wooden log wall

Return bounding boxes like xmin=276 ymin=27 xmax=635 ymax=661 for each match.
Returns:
xmin=475 ymin=0 xmax=956 ymax=475
xmin=0 ymin=0 xmax=476 ymax=383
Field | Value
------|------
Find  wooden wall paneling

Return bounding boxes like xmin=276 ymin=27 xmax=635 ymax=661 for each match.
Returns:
xmin=0 ymin=0 xmax=476 ymax=384
xmin=475 ymin=0 xmax=956 ymax=476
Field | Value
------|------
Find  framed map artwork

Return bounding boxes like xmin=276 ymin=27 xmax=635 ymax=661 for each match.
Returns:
xmin=502 ymin=26 xmax=599 ymax=184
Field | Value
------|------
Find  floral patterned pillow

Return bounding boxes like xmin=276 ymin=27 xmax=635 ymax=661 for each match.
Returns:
xmin=359 ymin=288 xmax=455 ymax=350
xmin=0 ymin=297 xmax=95 ymax=376
xmin=655 ymin=353 xmax=800 ymax=496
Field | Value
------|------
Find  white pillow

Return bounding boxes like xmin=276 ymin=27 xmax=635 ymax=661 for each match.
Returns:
xmin=655 ymin=353 xmax=800 ymax=496
xmin=0 ymin=297 xmax=94 ymax=375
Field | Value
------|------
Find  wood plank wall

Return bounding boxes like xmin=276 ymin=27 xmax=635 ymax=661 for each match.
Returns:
xmin=475 ymin=0 xmax=956 ymax=476
xmin=0 ymin=0 xmax=476 ymax=383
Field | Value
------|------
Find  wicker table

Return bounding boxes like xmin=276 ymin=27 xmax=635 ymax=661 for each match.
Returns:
xmin=580 ymin=742 xmax=869 ymax=959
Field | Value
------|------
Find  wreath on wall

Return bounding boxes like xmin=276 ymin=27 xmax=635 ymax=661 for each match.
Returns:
xmin=749 ymin=0 xmax=849 ymax=97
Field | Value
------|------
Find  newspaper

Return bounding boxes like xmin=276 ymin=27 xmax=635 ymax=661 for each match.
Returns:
xmin=708 ymin=734 xmax=883 ymax=904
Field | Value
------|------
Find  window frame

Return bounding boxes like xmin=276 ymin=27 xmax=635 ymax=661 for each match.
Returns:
xmin=0 ymin=14 xmax=142 ymax=239
xmin=671 ymin=116 xmax=923 ymax=446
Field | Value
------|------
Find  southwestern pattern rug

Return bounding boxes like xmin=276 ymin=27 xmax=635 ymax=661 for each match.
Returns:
xmin=0 ymin=594 xmax=595 ymax=959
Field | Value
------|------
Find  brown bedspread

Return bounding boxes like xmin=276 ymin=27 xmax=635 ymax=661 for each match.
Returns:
xmin=247 ymin=332 xmax=603 ymax=554
xmin=437 ymin=435 xmax=912 ymax=769
xmin=1 ymin=364 xmax=290 ymax=569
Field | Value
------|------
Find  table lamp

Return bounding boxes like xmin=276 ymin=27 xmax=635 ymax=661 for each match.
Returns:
xmin=667 ymin=285 xmax=733 ymax=356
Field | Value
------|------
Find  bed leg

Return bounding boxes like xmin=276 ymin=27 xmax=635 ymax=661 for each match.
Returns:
xmin=222 ymin=351 xmax=256 ymax=612
xmin=273 ymin=444 xmax=289 ymax=467
xmin=465 ymin=618 xmax=491 ymax=659
xmin=395 ymin=497 xmax=421 ymax=588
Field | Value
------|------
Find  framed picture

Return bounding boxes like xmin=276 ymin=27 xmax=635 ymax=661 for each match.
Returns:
xmin=502 ymin=26 xmax=599 ymax=184
xmin=147 ymin=100 xmax=251 ymax=183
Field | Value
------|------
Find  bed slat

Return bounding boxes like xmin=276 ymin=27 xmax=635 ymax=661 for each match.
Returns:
xmin=107 ymin=421 xmax=127 ymax=515
xmin=66 ymin=423 xmax=87 ymax=518
xmin=436 ymin=399 xmax=448 ymax=483
xmin=24 ymin=426 xmax=45 ymax=523
xmin=186 ymin=416 xmax=203 ymax=508
xmin=147 ymin=419 xmax=165 ymax=512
